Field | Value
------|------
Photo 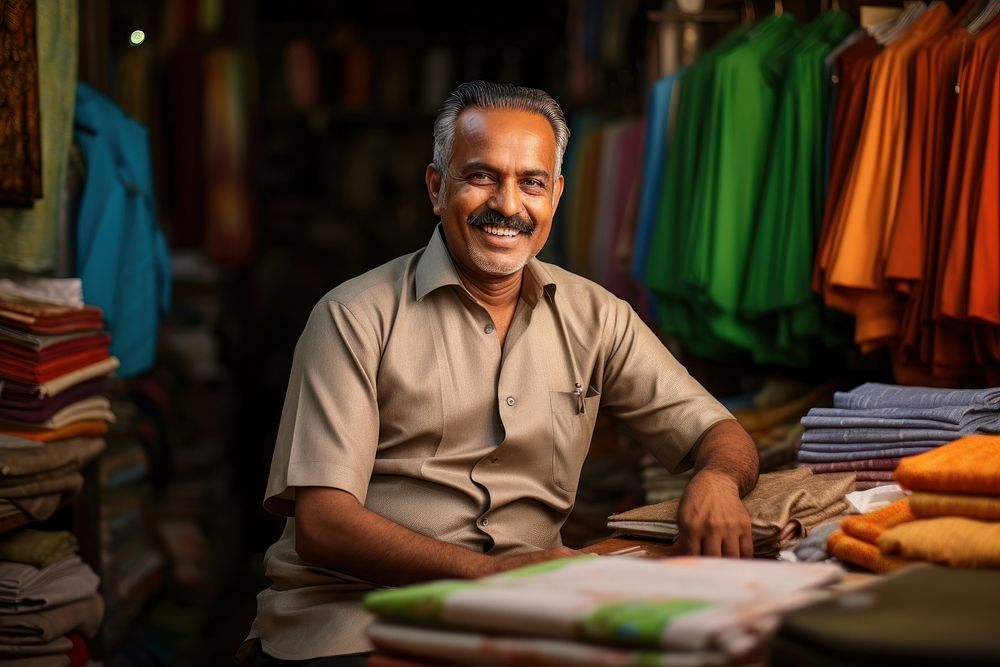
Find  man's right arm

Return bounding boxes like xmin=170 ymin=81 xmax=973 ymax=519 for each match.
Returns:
xmin=295 ymin=486 xmax=579 ymax=586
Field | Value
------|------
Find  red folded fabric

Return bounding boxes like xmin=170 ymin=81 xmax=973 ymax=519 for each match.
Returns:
xmin=0 ymin=332 xmax=110 ymax=363
xmin=0 ymin=348 xmax=111 ymax=383
xmin=0 ymin=419 xmax=109 ymax=441
xmin=0 ymin=300 xmax=105 ymax=334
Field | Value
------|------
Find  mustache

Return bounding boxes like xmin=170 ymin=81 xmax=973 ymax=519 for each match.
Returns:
xmin=467 ymin=209 xmax=534 ymax=235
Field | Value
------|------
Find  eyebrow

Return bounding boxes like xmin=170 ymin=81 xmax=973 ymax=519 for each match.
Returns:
xmin=458 ymin=162 xmax=551 ymax=180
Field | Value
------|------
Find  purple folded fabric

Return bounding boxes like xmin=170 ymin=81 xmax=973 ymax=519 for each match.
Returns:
xmin=801 ymin=428 xmax=959 ymax=444
xmin=0 ymin=379 xmax=105 ymax=422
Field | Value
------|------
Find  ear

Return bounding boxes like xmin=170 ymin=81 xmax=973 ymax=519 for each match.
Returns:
xmin=551 ymin=174 xmax=565 ymax=214
xmin=425 ymin=164 xmax=443 ymax=216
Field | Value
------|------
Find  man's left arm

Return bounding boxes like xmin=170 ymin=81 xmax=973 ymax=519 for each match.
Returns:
xmin=676 ymin=419 xmax=758 ymax=558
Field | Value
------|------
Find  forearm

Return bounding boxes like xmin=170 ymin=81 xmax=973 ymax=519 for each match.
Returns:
xmin=295 ymin=487 xmax=496 ymax=586
xmin=689 ymin=419 xmax=759 ymax=496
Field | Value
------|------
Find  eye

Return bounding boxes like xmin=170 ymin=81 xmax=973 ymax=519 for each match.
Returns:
xmin=467 ymin=172 xmax=493 ymax=184
xmin=521 ymin=178 xmax=546 ymax=191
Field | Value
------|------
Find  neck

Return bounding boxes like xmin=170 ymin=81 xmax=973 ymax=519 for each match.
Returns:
xmin=457 ymin=270 xmax=523 ymax=310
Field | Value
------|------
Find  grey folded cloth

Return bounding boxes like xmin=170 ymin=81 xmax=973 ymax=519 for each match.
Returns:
xmin=799 ymin=440 xmax=946 ymax=453
xmin=833 ymin=384 xmax=1000 ymax=410
xmin=802 ymin=404 xmax=1000 ymax=429
xmin=0 ymin=556 xmax=100 ymax=613
xmin=0 ymin=592 xmax=103 ymax=643
xmin=801 ymin=428 xmax=962 ymax=444
xmin=793 ymin=518 xmax=846 ymax=562
xmin=0 ymin=635 xmax=73 ymax=657
xmin=0 ymin=435 xmax=105 ymax=477
xmin=798 ymin=447 xmax=935 ymax=463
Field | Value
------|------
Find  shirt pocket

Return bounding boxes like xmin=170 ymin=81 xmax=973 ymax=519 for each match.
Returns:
xmin=549 ymin=388 xmax=601 ymax=493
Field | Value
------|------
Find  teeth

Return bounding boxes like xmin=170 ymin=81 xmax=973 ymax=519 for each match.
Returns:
xmin=482 ymin=224 xmax=520 ymax=237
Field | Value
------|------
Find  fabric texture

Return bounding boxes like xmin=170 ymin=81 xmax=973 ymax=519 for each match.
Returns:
xmin=0 ymin=591 xmax=102 ymax=642
xmin=894 ymin=435 xmax=1000 ymax=494
xmin=0 ymin=529 xmax=77 ymax=567
xmin=878 ymin=517 xmax=1000 ymax=568
xmin=607 ymin=468 xmax=854 ymax=555
xmin=826 ymin=529 xmax=912 ymax=573
xmin=910 ymin=491 xmax=1000 ymax=521
xmin=0 ymin=0 xmax=42 ymax=205
xmin=839 ymin=498 xmax=916 ymax=543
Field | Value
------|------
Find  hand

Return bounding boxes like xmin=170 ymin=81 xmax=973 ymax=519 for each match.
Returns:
xmin=676 ymin=469 xmax=753 ymax=558
xmin=488 ymin=546 xmax=583 ymax=575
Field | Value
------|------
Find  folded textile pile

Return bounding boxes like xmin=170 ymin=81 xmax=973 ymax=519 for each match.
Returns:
xmin=826 ymin=497 xmax=915 ymax=573
xmin=608 ymin=469 xmax=854 ymax=557
xmin=365 ymin=556 xmax=842 ymax=666
xmin=798 ymin=383 xmax=1000 ymax=491
xmin=0 ymin=529 xmax=103 ymax=666
xmin=876 ymin=435 xmax=1000 ymax=569
xmin=0 ymin=288 xmax=116 ymax=529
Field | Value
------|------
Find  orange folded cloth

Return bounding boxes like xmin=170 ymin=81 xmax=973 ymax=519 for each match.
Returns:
xmin=895 ymin=435 xmax=1000 ymax=494
xmin=827 ymin=529 xmax=912 ymax=573
xmin=878 ymin=518 xmax=1000 ymax=569
xmin=840 ymin=498 xmax=916 ymax=543
xmin=910 ymin=492 xmax=1000 ymax=521
xmin=0 ymin=420 xmax=108 ymax=442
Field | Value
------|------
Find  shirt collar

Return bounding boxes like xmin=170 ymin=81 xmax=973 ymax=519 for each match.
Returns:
xmin=415 ymin=224 xmax=557 ymax=306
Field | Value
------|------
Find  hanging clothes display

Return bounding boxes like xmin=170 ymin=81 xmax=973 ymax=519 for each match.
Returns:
xmin=0 ymin=0 xmax=42 ymax=206
xmin=0 ymin=0 xmax=77 ymax=273
xmin=641 ymin=11 xmax=854 ymax=363
xmin=73 ymin=83 xmax=172 ymax=378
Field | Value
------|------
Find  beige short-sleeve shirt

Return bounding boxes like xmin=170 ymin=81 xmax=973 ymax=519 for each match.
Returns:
xmin=249 ymin=226 xmax=733 ymax=659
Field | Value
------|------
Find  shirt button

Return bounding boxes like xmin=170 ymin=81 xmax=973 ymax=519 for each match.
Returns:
xmin=480 ymin=518 xmax=489 ymax=526
xmin=505 ymin=396 xmax=516 ymax=407
xmin=484 ymin=323 xmax=495 ymax=334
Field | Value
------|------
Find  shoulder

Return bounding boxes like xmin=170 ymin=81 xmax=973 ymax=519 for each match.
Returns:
xmin=539 ymin=260 xmax=632 ymax=317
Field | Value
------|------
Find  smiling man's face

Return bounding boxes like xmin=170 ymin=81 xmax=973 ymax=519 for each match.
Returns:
xmin=427 ymin=108 xmax=564 ymax=283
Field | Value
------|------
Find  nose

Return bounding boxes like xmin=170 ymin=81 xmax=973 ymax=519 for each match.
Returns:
xmin=488 ymin=179 xmax=523 ymax=219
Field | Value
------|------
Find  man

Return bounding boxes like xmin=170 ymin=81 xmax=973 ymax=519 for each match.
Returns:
xmin=243 ymin=81 xmax=758 ymax=666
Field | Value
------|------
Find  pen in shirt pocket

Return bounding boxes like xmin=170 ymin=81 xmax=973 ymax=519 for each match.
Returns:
xmin=574 ymin=382 xmax=585 ymax=414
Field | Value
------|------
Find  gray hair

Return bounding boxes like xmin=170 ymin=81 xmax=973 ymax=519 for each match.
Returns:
xmin=432 ymin=81 xmax=570 ymax=190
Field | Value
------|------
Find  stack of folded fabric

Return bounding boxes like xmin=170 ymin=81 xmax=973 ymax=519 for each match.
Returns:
xmin=798 ymin=383 xmax=1000 ymax=491
xmin=826 ymin=498 xmax=915 ymax=573
xmin=364 ymin=556 xmax=843 ymax=667
xmin=0 ymin=435 xmax=106 ymax=530
xmin=877 ymin=435 xmax=1000 ymax=569
xmin=0 ymin=295 xmax=119 ymax=444
xmin=0 ymin=529 xmax=103 ymax=667
xmin=608 ymin=469 xmax=855 ymax=557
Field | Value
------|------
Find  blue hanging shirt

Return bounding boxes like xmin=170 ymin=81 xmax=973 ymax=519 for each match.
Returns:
xmin=74 ymin=82 xmax=172 ymax=377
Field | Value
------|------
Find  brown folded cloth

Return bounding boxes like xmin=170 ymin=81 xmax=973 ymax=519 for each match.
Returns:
xmin=0 ymin=436 xmax=105 ymax=477
xmin=0 ymin=655 xmax=69 ymax=667
xmin=0 ymin=0 xmax=42 ymax=205
xmin=827 ymin=530 xmax=913 ymax=574
xmin=0 ymin=470 xmax=83 ymax=499
xmin=0 ymin=300 xmax=104 ymax=335
xmin=0 ymin=496 xmax=64 ymax=523
xmin=608 ymin=468 xmax=855 ymax=553
xmin=878 ymin=518 xmax=1000 ymax=569
xmin=895 ymin=435 xmax=1000 ymax=494
xmin=910 ymin=492 xmax=1000 ymax=521
xmin=0 ymin=592 xmax=102 ymax=643
xmin=839 ymin=498 xmax=916 ymax=543
xmin=0 ymin=635 xmax=73 ymax=657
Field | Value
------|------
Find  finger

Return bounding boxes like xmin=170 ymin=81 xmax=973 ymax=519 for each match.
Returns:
xmin=721 ymin=534 xmax=741 ymax=559
xmin=700 ymin=534 xmax=722 ymax=558
xmin=739 ymin=528 xmax=754 ymax=559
